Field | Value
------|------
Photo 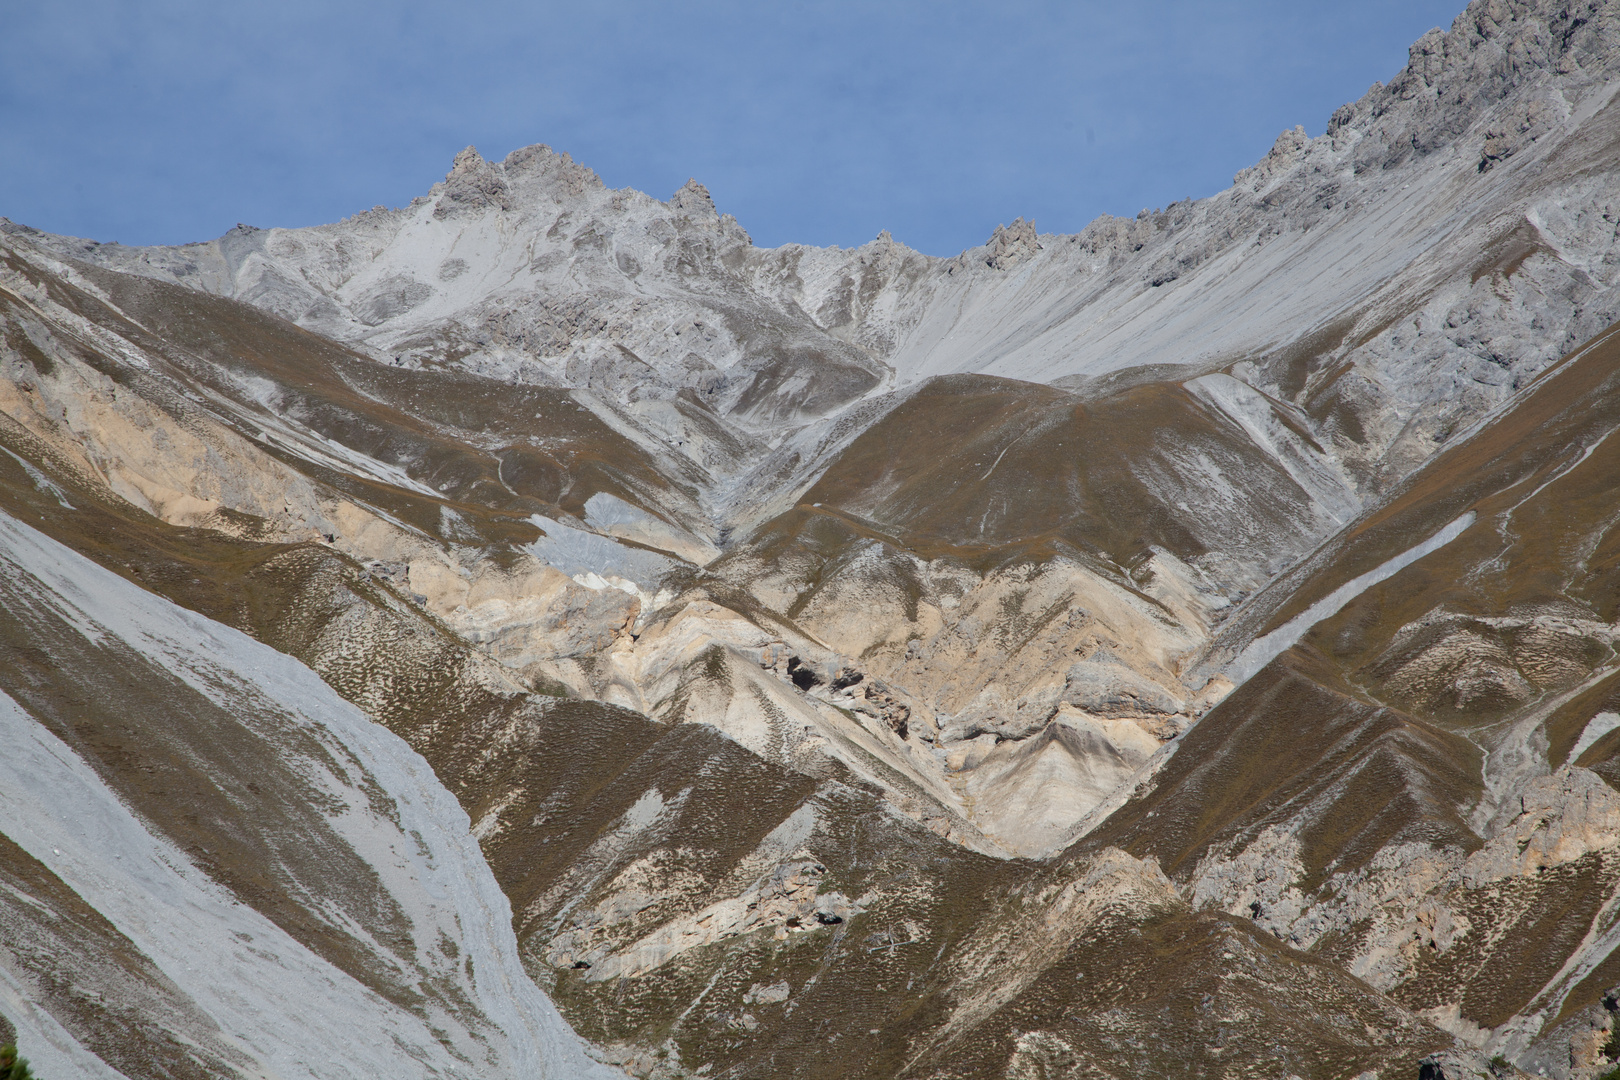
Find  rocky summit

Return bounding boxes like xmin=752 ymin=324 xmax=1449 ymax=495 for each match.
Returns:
xmin=6 ymin=0 xmax=1620 ymax=1076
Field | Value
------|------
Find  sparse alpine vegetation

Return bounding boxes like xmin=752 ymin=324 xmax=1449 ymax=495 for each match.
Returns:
xmin=6 ymin=0 xmax=1620 ymax=1077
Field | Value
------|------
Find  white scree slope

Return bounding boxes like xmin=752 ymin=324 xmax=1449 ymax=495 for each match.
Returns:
xmin=0 ymin=508 xmax=620 ymax=1080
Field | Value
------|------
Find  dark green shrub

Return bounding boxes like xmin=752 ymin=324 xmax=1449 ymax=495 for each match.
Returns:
xmin=0 ymin=1043 xmax=34 ymax=1080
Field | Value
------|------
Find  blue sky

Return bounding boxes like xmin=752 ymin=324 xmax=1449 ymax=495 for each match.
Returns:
xmin=2 ymin=1 xmax=1465 ymax=256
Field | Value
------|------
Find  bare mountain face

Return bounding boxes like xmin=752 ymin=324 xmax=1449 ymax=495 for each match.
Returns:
xmin=6 ymin=0 xmax=1620 ymax=1076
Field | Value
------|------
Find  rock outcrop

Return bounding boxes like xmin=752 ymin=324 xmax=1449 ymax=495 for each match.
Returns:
xmin=5 ymin=1 xmax=1620 ymax=1077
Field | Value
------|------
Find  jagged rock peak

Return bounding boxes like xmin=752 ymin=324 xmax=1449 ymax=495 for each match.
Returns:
xmin=670 ymin=178 xmax=718 ymax=218
xmin=501 ymin=142 xmax=602 ymax=196
xmin=429 ymin=143 xmax=606 ymax=218
xmin=1319 ymin=0 xmax=1616 ymax=174
xmin=986 ymin=217 xmax=1041 ymax=269
xmin=450 ymin=145 xmax=486 ymax=172
xmin=1232 ymin=124 xmax=1309 ymax=189
xmin=1265 ymin=125 xmax=1308 ymax=167
xmin=434 ymin=145 xmax=513 ymax=218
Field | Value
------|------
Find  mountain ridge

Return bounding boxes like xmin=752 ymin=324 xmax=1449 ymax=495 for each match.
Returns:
xmin=7 ymin=1 xmax=1620 ymax=1076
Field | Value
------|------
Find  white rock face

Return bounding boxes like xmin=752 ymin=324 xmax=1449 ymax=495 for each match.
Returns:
xmin=1187 ymin=765 xmax=1620 ymax=1062
xmin=949 ymin=709 xmax=1162 ymax=855
xmin=1467 ymin=767 xmax=1620 ymax=886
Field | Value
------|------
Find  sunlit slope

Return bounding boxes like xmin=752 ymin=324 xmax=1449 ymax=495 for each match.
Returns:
xmin=680 ymin=369 xmax=1355 ymax=852
xmin=0 ymin=234 xmax=729 ymax=692
xmin=21 ymin=0 xmax=1620 ymax=530
xmin=4 ymin=1 xmax=1620 ymax=1074
xmin=4 ymin=229 xmax=1347 ymax=857
xmin=790 ymin=372 xmax=1350 ymax=565
xmin=0 ymin=506 xmax=618 ymax=1080
xmin=0 ymin=311 xmax=1455 ymax=1080
xmin=0 ymin=239 xmax=995 ymax=854
xmin=7 ymin=0 xmax=1620 ymax=876
xmin=2 ymin=241 xmax=715 ymax=547
xmin=1081 ymin=320 xmax=1620 ymax=1060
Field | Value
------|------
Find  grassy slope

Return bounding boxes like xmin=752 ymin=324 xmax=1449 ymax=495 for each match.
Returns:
xmin=0 ymin=257 xmax=1456 ymax=1078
